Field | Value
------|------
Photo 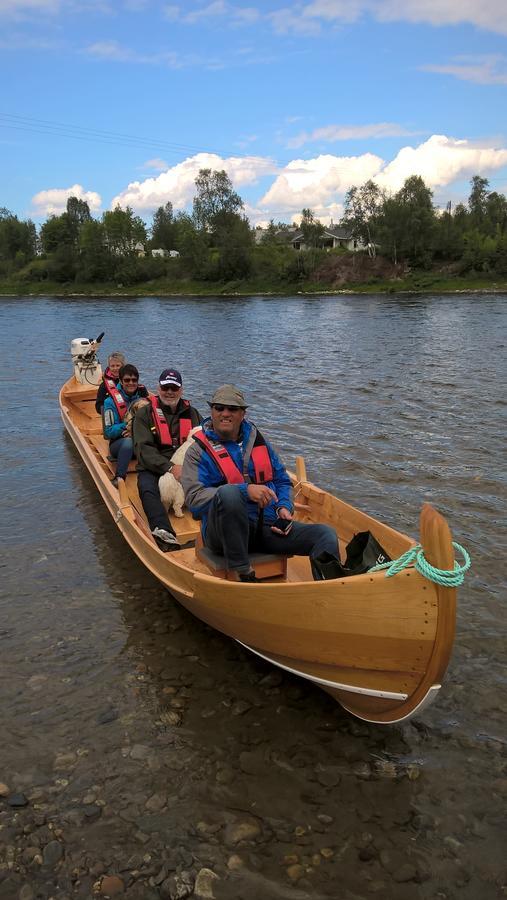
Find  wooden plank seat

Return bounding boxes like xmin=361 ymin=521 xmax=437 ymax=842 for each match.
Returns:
xmin=88 ymin=434 xmax=137 ymax=475
xmin=195 ymin=535 xmax=288 ymax=581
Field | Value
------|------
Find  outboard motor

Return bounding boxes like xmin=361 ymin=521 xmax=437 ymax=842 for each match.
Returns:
xmin=70 ymin=332 xmax=104 ymax=386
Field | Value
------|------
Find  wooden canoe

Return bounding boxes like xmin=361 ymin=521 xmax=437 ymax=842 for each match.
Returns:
xmin=60 ymin=376 xmax=457 ymax=724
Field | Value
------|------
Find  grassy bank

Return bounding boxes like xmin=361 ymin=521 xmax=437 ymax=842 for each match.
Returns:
xmin=1 ymin=271 xmax=507 ymax=297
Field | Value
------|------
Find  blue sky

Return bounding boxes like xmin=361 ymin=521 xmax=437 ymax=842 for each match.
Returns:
xmin=1 ymin=0 xmax=507 ymax=226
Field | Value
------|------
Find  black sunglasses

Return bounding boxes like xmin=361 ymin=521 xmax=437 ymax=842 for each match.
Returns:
xmin=160 ymin=384 xmax=181 ymax=392
xmin=122 ymin=376 xmax=138 ymax=383
xmin=211 ymin=404 xmax=242 ymax=412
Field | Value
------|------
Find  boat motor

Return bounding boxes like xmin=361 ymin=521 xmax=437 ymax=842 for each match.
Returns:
xmin=70 ymin=332 xmax=105 ymax=386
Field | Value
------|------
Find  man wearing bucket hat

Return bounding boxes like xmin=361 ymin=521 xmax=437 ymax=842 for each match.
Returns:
xmin=133 ymin=368 xmax=201 ymax=551
xmin=181 ymin=384 xmax=342 ymax=581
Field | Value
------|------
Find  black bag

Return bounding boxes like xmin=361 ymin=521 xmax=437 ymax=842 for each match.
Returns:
xmin=344 ymin=531 xmax=391 ymax=576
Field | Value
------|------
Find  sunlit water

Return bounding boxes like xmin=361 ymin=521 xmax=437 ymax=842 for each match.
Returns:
xmin=1 ymin=293 xmax=506 ymax=900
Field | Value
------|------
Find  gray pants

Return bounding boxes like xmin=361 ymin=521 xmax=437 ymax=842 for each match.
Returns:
xmin=205 ymin=484 xmax=339 ymax=574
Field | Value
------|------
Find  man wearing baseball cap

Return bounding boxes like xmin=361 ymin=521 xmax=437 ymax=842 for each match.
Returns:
xmin=133 ymin=368 xmax=201 ymax=551
xmin=181 ymin=384 xmax=341 ymax=581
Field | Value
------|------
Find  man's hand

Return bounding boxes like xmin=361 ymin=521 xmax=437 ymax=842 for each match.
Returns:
xmin=171 ymin=464 xmax=183 ymax=482
xmin=247 ymin=483 xmax=278 ymax=508
xmin=271 ymin=506 xmax=293 ymax=535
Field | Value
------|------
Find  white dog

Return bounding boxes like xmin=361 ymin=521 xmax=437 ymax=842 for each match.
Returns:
xmin=158 ymin=426 xmax=201 ymax=517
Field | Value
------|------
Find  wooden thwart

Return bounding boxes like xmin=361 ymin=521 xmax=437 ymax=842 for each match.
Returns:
xmin=195 ymin=534 xmax=288 ymax=581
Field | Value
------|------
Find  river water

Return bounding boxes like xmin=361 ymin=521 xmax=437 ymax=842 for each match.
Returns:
xmin=0 ymin=293 xmax=506 ymax=900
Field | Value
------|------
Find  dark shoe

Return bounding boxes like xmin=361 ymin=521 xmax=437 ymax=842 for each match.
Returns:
xmin=111 ymin=476 xmax=119 ymax=488
xmin=239 ymin=570 xmax=259 ymax=583
xmin=152 ymin=527 xmax=181 ymax=553
xmin=311 ymin=552 xmax=348 ymax=581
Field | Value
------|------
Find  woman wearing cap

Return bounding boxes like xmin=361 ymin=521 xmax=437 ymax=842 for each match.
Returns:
xmin=133 ymin=368 xmax=201 ymax=552
xmin=181 ymin=384 xmax=341 ymax=581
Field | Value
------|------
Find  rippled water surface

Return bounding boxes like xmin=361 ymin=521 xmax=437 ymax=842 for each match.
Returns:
xmin=1 ymin=293 xmax=506 ymax=900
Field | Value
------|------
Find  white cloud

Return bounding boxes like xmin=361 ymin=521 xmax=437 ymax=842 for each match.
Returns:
xmin=110 ymin=152 xmax=275 ymax=212
xmin=287 ymin=122 xmax=419 ymax=149
xmin=272 ymin=0 xmax=507 ymax=36
xmin=422 ymin=55 xmax=507 ymax=85
xmin=107 ymin=135 xmax=507 ymax=225
xmin=376 ymin=134 xmax=507 ymax=192
xmin=31 ymin=184 xmax=102 ymax=216
xmin=0 ymin=0 xmax=59 ymax=14
xmin=257 ymin=135 xmax=507 ymax=220
xmin=143 ymin=157 xmax=170 ymax=171
xmin=163 ymin=1 xmax=260 ymax=26
xmin=259 ymin=152 xmax=383 ymax=217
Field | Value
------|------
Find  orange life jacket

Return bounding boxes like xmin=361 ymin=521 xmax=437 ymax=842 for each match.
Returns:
xmin=150 ymin=396 xmax=193 ymax=447
xmin=193 ymin=429 xmax=273 ymax=485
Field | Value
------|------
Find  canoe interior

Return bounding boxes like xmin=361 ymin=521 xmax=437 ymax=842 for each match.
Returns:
xmin=60 ymin=377 xmax=457 ymax=725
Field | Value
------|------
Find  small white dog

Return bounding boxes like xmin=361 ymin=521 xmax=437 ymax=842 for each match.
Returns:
xmin=158 ymin=426 xmax=201 ymax=517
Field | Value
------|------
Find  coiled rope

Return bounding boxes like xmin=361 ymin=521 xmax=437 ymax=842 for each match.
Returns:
xmin=370 ymin=542 xmax=471 ymax=587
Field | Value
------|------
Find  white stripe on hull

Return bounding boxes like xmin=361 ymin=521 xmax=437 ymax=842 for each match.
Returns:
xmin=236 ymin=640 xmax=409 ymax=701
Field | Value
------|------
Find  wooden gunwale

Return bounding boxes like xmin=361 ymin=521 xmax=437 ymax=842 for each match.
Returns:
xmin=60 ymin=377 xmax=457 ymax=724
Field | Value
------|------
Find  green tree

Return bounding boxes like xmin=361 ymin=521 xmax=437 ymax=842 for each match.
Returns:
xmin=102 ymin=206 xmax=147 ymax=255
xmin=77 ymin=219 xmax=109 ymax=281
xmin=151 ymin=202 xmax=175 ymax=250
xmin=341 ymin=180 xmax=383 ymax=250
xmin=214 ymin=212 xmax=253 ymax=280
xmin=468 ymin=175 xmax=489 ymax=229
xmin=0 ymin=210 xmax=37 ymax=263
xmin=300 ymin=208 xmax=324 ymax=249
xmin=40 ymin=213 xmax=75 ymax=255
xmin=192 ymin=169 xmax=243 ymax=231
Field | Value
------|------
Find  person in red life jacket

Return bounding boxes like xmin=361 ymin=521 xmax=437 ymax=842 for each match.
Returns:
xmin=181 ymin=384 xmax=342 ymax=582
xmin=95 ymin=351 xmax=125 ymax=414
xmin=103 ymin=363 xmax=148 ymax=487
xmin=133 ymin=367 xmax=201 ymax=552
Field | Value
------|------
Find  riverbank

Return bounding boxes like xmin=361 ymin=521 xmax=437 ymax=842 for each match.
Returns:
xmin=2 ymin=272 xmax=507 ymax=297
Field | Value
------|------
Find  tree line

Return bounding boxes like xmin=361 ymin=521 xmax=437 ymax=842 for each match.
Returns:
xmin=1 ymin=170 xmax=506 ymax=288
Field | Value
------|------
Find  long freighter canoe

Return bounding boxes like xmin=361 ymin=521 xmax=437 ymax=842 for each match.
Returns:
xmin=60 ymin=374 xmax=458 ymax=725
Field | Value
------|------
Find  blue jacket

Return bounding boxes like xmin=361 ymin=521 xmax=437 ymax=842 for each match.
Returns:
xmin=103 ymin=384 xmax=145 ymax=441
xmin=181 ymin=418 xmax=293 ymax=538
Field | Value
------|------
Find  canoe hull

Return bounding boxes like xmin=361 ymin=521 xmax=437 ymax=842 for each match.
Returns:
xmin=60 ymin=377 xmax=457 ymax=724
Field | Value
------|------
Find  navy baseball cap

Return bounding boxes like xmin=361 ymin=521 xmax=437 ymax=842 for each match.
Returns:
xmin=159 ymin=368 xmax=182 ymax=388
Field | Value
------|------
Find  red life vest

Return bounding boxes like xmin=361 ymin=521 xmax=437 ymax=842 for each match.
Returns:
xmin=193 ymin=428 xmax=273 ymax=485
xmin=104 ymin=371 xmax=147 ymax=421
xmin=150 ymin=396 xmax=193 ymax=447
xmin=104 ymin=380 xmax=128 ymax=420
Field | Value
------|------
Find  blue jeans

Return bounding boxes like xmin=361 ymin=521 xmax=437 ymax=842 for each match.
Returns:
xmin=205 ymin=484 xmax=339 ymax=574
xmin=109 ymin=437 xmax=133 ymax=479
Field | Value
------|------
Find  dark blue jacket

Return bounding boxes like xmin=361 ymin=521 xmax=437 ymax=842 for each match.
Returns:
xmin=181 ymin=418 xmax=293 ymax=538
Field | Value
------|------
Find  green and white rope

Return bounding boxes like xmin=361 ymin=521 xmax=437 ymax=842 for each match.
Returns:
xmin=370 ymin=542 xmax=471 ymax=587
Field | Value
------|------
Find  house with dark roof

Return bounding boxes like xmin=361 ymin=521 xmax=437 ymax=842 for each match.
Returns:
xmin=289 ymin=225 xmax=365 ymax=252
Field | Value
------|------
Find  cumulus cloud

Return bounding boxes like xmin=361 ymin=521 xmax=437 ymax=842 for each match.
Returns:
xmin=142 ymin=158 xmax=170 ymax=171
xmin=259 ymin=152 xmax=383 ymax=218
xmin=106 ymin=135 xmax=507 ymax=225
xmin=376 ymin=134 xmax=507 ymax=192
xmin=287 ymin=122 xmax=419 ymax=149
xmin=31 ymin=184 xmax=102 ymax=216
xmin=110 ymin=152 xmax=275 ymax=212
xmin=422 ymin=55 xmax=507 ymax=85
xmin=256 ymin=135 xmax=507 ymax=220
xmin=271 ymin=0 xmax=507 ymax=36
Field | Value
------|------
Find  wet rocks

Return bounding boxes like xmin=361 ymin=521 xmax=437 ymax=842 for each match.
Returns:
xmin=42 ymin=839 xmax=64 ymax=866
xmin=7 ymin=793 xmax=29 ymax=808
xmin=224 ymin=820 xmax=262 ymax=846
xmin=159 ymin=870 xmax=194 ymax=899
xmin=99 ymin=874 xmax=125 ymax=895
xmin=194 ymin=867 xmax=219 ymax=898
